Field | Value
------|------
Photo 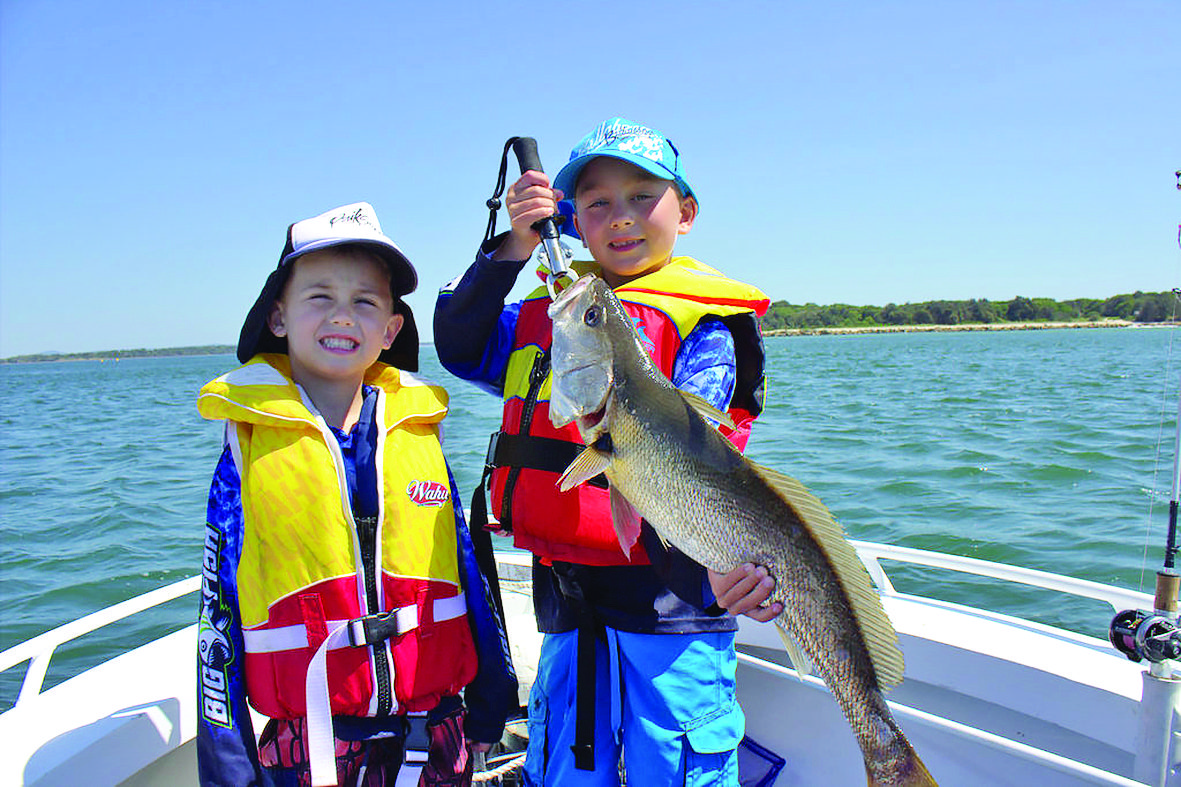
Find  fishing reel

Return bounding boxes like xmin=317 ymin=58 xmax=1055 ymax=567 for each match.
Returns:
xmin=1110 ymin=608 xmax=1181 ymax=663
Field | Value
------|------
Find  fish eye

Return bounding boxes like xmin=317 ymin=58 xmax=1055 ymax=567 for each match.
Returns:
xmin=583 ymin=306 xmax=600 ymax=327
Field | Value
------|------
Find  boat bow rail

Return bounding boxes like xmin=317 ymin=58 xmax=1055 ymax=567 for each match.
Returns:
xmin=0 ymin=576 xmax=201 ymax=787
xmin=2 ymin=546 xmax=1174 ymax=786
xmin=1 ymin=576 xmax=200 ymax=706
xmin=851 ymin=540 xmax=1151 ymax=619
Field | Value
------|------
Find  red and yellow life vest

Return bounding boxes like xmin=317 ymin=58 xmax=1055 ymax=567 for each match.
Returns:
xmin=490 ymin=257 xmax=769 ymax=567
xmin=198 ymin=354 xmax=477 ymax=720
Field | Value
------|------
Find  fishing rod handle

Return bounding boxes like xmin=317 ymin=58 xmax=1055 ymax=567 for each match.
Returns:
xmin=510 ymin=136 xmax=570 ymax=286
xmin=512 ymin=137 xmax=544 ymax=176
xmin=511 ymin=137 xmax=562 ymax=242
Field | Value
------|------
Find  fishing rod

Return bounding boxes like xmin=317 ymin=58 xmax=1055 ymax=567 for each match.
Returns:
xmin=1106 ymin=172 xmax=1181 ymax=787
xmin=1109 ymin=378 xmax=1181 ymax=664
xmin=1107 ymin=368 xmax=1181 ymax=787
xmin=1110 ymin=171 xmax=1181 ymax=665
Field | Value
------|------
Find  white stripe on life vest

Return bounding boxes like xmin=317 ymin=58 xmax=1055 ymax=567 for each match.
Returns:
xmin=242 ymin=593 xmax=467 ymax=653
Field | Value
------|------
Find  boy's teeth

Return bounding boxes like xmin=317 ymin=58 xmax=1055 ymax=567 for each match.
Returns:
xmin=321 ymin=337 xmax=357 ymax=350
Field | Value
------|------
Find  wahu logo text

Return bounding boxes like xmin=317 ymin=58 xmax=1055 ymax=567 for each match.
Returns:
xmin=407 ymin=480 xmax=449 ymax=508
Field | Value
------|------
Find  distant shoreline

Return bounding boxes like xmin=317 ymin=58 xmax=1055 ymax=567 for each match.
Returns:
xmin=2 ymin=320 xmax=1169 ymax=363
xmin=764 ymin=319 xmax=1142 ymax=337
xmin=0 ymin=345 xmax=237 ymax=365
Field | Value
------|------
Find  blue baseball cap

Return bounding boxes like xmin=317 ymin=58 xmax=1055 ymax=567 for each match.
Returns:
xmin=553 ymin=118 xmax=696 ymax=204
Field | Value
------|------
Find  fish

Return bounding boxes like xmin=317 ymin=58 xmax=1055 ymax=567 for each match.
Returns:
xmin=546 ymin=273 xmax=937 ymax=787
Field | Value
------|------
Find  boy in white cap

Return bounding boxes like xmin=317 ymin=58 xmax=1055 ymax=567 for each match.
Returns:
xmin=196 ymin=202 xmax=516 ymax=787
xmin=435 ymin=120 xmax=778 ymax=786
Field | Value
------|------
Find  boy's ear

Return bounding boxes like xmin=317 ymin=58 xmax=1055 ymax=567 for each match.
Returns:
xmin=677 ymin=195 xmax=699 ymax=235
xmin=383 ymin=314 xmax=405 ymax=350
xmin=267 ymin=304 xmax=287 ymax=338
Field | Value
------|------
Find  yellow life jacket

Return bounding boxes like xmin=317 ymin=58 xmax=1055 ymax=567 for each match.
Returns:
xmin=198 ymin=354 xmax=477 ymax=721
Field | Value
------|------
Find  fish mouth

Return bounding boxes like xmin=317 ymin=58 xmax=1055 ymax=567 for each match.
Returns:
xmin=559 ymin=363 xmax=610 ymax=420
xmin=578 ymin=404 xmax=607 ymax=430
xmin=549 ymin=358 xmax=611 ymax=430
xmin=547 ymin=274 xmax=594 ymax=318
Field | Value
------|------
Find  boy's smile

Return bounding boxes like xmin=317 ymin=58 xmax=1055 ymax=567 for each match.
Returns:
xmin=268 ymin=248 xmax=402 ymax=400
xmin=572 ymin=157 xmax=697 ymax=288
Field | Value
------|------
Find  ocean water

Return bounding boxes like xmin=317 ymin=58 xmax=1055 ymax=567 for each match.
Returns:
xmin=0 ymin=327 xmax=1176 ymax=708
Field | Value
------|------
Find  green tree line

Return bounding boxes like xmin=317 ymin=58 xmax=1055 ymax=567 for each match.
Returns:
xmin=762 ymin=291 xmax=1177 ymax=331
xmin=1 ymin=344 xmax=236 ymax=364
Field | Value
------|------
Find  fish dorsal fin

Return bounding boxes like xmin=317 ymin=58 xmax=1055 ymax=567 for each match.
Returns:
xmin=680 ymin=391 xmax=736 ymax=431
xmin=753 ymin=463 xmax=905 ymax=688
xmin=557 ymin=445 xmax=613 ymax=492
xmin=774 ymin=622 xmax=814 ymax=677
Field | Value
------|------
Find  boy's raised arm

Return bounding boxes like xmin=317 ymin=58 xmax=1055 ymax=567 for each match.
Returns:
xmin=433 ymin=239 xmax=528 ymax=394
xmin=434 ymin=168 xmax=570 ymax=390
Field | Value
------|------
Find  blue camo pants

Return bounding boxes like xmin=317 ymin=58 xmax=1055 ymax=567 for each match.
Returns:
xmin=524 ymin=628 xmax=743 ymax=787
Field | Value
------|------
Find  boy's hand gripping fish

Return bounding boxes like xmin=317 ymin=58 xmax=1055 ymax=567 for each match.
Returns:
xmin=546 ymin=274 xmax=937 ymax=787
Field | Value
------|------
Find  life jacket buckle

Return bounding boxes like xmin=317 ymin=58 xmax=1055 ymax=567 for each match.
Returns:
xmin=347 ymin=611 xmax=399 ymax=647
xmin=485 ymin=431 xmax=502 ymax=468
xmin=404 ymin=711 xmax=431 ymax=759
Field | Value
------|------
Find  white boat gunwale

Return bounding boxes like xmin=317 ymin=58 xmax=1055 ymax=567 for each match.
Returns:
xmin=0 ymin=543 xmax=1171 ymax=786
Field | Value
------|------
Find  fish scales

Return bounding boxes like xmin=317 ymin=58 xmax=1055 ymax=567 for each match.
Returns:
xmin=610 ymin=387 xmax=902 ymax=764
xmin=547 ymin=274 xmax=937 ymax=786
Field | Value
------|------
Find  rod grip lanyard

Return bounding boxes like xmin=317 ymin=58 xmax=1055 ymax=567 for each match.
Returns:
xmin=482 ymin=136 xmax=570 ymax=300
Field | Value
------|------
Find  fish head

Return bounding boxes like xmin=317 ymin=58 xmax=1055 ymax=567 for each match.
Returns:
xmin=547 ymin=274 xmax=619 ymax=429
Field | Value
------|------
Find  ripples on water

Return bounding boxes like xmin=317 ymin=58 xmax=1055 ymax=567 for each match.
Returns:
xmin=0 ymin=327 xmax=1176 ymax=707
xmin=748 ymin=328 xmax=1175 ymax=633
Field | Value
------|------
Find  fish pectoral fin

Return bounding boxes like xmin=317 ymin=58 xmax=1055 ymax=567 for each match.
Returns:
xmin=774 ymin=622 xmax=814 ymax=677
xmin=557 ymin=446 xmax=613 ymax=492
xmin=609 ymin=486 xmax=643 ymax=558
xmin=679 ymin=391 xmax=737 ymax=431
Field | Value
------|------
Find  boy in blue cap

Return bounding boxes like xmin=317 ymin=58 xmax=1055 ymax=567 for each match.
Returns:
xmin=434 ymin=119 xmax=778 ymax=786
xmin=196 ymin=202 xmax=516 ymax=787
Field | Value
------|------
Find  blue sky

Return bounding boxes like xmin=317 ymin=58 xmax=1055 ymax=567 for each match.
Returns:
xmin=1 ymin=0 xmax=1177 ymax=357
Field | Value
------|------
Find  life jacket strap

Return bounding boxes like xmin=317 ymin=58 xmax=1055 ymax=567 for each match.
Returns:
xmin=571 ymin=618 xmax=597 ymax=771
xmin=241 ymin=594 xmax=467 ymax=653
xmin=303 ymin=619 xmax=455 ymax=787
xmin=552 ymin=562 xmax=600 ymax=772
xmin=486 ymin=431 xmax=609 ymax=488
xmin=306 ymin=622 xmax=361 ymax=786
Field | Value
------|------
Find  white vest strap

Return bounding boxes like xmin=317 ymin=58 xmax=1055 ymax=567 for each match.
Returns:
xmin=242 ymin=593 xmax=467 ymax=653
xmin=306 ymin=622 xmax=358 ymax=786
xmin=298 ymin=597 xmax=466 ymax=786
